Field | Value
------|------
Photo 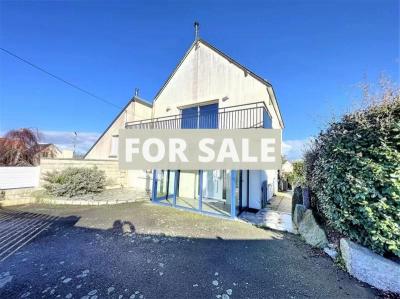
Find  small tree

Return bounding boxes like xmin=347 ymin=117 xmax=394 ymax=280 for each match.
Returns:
xmin=0 ymin=128 xmax=41 ymax=166
xmin=287 ymin=161 xmax=305 ymax=187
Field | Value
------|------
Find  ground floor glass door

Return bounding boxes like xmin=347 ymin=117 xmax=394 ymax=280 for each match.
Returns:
xmin=153 ymin=170 xmax=177 ymax=204
xmin=237 ymin=170 xmax=249 ymax=215
xmin=152 ymin=169 xmax=241 ymax=218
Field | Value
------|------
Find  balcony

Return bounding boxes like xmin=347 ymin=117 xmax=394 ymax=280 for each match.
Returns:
xmin=125 ymin=101 xmax=272 ymax=129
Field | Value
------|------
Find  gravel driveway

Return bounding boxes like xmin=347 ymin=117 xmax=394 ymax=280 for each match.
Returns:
xmin=0 ymin=201 xmax=377 ymax=298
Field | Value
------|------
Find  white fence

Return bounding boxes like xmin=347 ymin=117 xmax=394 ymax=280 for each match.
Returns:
xmin=0 ymin=167 xmax=40 ymax=189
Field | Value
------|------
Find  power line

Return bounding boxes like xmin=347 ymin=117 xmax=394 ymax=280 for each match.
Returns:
xmin=0 ymin=47 xmax=121 ymax=109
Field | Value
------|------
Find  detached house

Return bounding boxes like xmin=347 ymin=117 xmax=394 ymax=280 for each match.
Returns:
xmin=85 ymin=37 xmax=284 ymax=218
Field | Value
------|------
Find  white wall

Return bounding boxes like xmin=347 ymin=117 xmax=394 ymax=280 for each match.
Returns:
xmin=153 ymin=41 xmax=282 ymax=130
xmin=248 ymin=169 xmax=278 ymax=209
xmin=127 ymin=170 xmax=151 ymax=191
xmin=0 ymin=167 xmax=40 ymax=189
xmin=249 ymin=170 xmax=261 ymax=209
xmin=86 ymin=100 xmax=152 ymax=160
xmin=150 ymin=40 xmax=283 ymax=210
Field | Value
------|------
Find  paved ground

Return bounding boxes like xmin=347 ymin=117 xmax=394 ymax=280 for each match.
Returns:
xmin=240 ymin=192 xmax=294 ymax=233
xmin=268 ymin=191 xmax=293 ymax=214
xmin=0 ymin=201 xmax=378 ymax=298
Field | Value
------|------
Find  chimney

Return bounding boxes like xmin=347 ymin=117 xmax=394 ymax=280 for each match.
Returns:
xmin=194 ymin=21 xmax=200 ymax=41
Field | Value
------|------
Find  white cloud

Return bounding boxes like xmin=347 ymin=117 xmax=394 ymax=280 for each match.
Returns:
xmin=39 ymin=130 xmax=100 ymax=154
xmin=282 ymin=138 xmax=312 ymax=161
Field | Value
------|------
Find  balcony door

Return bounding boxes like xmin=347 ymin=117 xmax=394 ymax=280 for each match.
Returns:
xmin=181 ymin=103 xmax=218 ymax=129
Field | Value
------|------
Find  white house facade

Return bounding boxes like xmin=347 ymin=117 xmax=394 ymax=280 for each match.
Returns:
xmin=85 ymin=38 xmax=284 ymax=218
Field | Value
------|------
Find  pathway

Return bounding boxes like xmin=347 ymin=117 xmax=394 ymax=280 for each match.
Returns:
xmin=240 ymin=191 xmax=296 ymax=233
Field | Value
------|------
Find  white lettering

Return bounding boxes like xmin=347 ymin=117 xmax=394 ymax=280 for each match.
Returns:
xmin=169 ymin=138 xmax=188 ymax=162
xmin=242 ymin=138 xmax=257 ymax=162
xmin=125 ymin=138 xmax=140 ymax=162
xmin=217 ymin=138 xmax=239 ymax=163
xmin=261 ymin=138 xmax=276 ymax=162
xmin=143 ymin=138 xmax=165 ymax=162
xmin=198 ymin=138 xmax=215 ymax=162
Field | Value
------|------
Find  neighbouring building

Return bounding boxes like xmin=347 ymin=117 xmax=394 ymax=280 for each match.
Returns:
xmin=38 ymin=144 xmax=62 ymax=159
xmin=38 ymin=144 xmax=74 ymax=159
xmin=85 ymin=38 xmax=284 ymax=218
xmin=279 ymin=160 xmax=293 ymax=191
xmin=281 ymin=161 xmax=293 ymax=174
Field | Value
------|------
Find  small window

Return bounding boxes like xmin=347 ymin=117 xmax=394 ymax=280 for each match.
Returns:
xmin=110 ymin=135 xmax=118 ymax=157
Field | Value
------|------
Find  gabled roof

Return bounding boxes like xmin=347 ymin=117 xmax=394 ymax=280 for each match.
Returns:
xmin=85 ymin=38 xmax=284 ymax=158
xmin=84 ymin=96 xmax=152 ymax=158
xmin=133 ymin=95 xmax=153 ymax=108
xmin=152 ymin=38 xmax=284 ymax=128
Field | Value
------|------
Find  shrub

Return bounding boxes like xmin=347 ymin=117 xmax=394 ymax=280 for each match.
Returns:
xmin=43 ymin=167 xmax=106 ymax=197
xmin=304 ymin=84 xmax=400 ymax=258
xmin=288 ymin=161 xmax=306 ymax=187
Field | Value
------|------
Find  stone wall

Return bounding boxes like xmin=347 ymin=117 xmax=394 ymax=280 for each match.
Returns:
xmin=40 ymin=158 xmax=128 ymax=188
xmin=0 ymin=187 xmax=38 ymax=206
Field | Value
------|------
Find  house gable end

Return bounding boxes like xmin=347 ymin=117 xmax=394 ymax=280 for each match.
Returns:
xmin=153 ymin=39 xmax=283 ymax=128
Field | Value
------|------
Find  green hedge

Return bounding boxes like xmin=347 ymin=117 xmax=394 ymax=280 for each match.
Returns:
xmin=304 ymin=95 xmax=400 ymax=257
xmin=43 ymin=167 xmax=106 ymax=197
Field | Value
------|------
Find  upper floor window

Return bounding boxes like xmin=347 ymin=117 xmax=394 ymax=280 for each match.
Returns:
xmin=263 ymin=110 xmax=272 ymax=128
xmin=110 ymin=135 xmax=118 ymax=157
xmin=181 ymin=103 xmax=219 ymax=129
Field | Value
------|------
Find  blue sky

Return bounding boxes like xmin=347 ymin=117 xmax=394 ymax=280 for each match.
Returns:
xmin=0 ymin=0 xmax=398 ymax=159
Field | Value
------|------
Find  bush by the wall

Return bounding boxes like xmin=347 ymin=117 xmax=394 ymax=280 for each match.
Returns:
xmin=43 ymin=167 xmax=106 ymax=197
xmin=286 ymin=161 xmax=306 ymax=188
xmin=304 ymin=87 xmax=400 ymax=258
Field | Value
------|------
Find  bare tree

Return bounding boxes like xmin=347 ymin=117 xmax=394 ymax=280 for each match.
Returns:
xmin=0 ymin=128 xmax=41 ymax=166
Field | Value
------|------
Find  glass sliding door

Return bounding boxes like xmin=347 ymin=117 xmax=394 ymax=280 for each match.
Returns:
xmin=175 ymin=170 xmax=200 ymax=210
xmin=238 ymin=170 xmax=249 ymax=214
xmin=234 ymin=170 xmax=240 ymax=215
xmin=199 ymin=170 xmax=235 ymax=217
xmin=181 ymin=103 xmax=218 ymax=129
xmin=168 ymin=171 xmax=177 ymax=200
xmin=152 ymin=169 xmax=238 ymax=218
xmin=153 ymin=170 xmax=176 ymax=205
xmin=156 ymin=170 xmax=168 ymax=199
xmin=181 ymin=107 xmax=198 ymax=129
xmin=199 ymin=103 xmax=218 ymax=129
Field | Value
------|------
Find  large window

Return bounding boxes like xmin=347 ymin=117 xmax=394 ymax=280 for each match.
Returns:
xmin=152 ymin=169 xmax=239 ymax=218
xmin=181 ymin=103 xmax=218 ymax=129
xmin=263 ymin=110 xmax=272 ymax=128
xmin=200 ymin=170 xmax=232 ymax=216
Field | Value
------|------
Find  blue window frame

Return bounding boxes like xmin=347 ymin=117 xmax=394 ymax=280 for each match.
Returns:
xmin=152 ymin=169 xmax=238 ymax=218
xmin=181 ymin=103 xmax=219 ymax=129
xmin=199 ymin=103 xmax=218 ymax=129
xmin=152 ymin=103 xmax=239 ymax=218
xmin=181 ymin=107 xmax=198 ymax=129
xmin=263 ymin=110 xmax=272 ymax=128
